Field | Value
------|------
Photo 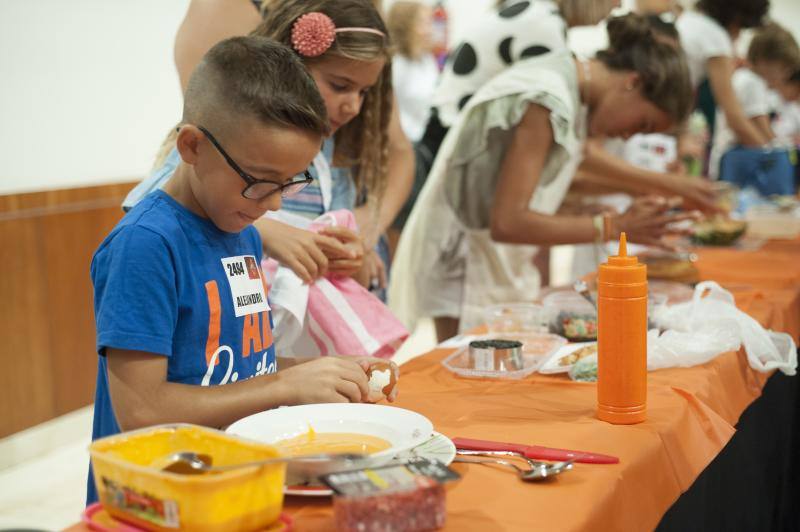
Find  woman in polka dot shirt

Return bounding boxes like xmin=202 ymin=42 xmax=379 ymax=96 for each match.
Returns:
xmin=425 ymin=0 xmax=618 ymax=148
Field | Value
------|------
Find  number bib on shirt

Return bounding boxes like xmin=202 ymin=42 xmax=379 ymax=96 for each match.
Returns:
xmin=221 ymin=255 xmax=270 ymax=317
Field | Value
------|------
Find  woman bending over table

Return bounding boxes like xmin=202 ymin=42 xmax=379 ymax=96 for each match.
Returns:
xmin=389 ymin=13 xmax=699 ymax=341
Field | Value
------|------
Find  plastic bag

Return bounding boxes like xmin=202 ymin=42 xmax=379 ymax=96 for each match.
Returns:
xmin=649 ymin=281 xmax=797 ymax=375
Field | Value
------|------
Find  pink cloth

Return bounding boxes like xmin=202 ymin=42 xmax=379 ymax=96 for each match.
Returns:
xmin=264 ymin=210 xmax=407 ymax=359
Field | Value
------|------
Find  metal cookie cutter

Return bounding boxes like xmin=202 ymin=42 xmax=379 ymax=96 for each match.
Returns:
xmin=468 ymin=339 xmax=524 ymax=372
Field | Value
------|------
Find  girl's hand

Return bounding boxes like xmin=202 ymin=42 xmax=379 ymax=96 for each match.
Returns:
xmin=614 ymin=196 xmax=701 ymax=250
xmin=319 ymin=226 xmax=365 ymax=278
xmin=256 ymin=219 xmax=355 ymax=283
xmin=365 ymin=250 xmax=387 ymax=290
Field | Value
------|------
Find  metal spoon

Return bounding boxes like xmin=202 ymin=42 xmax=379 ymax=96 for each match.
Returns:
xmin=573 ymin=279 xmax=597 ymax=309
xmin=457 ymin=449 xmax=574 ymax=472
xmin=160 ymin=451 xmax=368 ymax=475
xmin=453 ymin=455 xmax=572 ymax=481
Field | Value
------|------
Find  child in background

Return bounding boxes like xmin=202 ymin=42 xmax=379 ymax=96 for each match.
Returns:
xmin=88 ymin=37 xmax=398 ymax=504
xmin=773 ymin=70 xmax=800 ymax=147
xmin=710 ymin=23 xmax=800 ymax=195
xmin=676 ymin=0 xmax=771 ymax=147
xmin=773 ymin=70 xmax=800 ymax=189
xmin=386 ymin=1 xmax=441 ymax=252
xmin=390 ymin=14 xmax=699 ymax=340
xmin=387 ymin=1 xmax=439 ymax=143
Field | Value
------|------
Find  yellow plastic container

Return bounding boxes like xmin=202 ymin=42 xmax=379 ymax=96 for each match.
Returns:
xmin=90 ymin=424 xmax=285 ymax=531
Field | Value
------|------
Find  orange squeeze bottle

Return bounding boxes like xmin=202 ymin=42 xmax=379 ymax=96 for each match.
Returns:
xmin=597 ymin=232 xmax=648 ymax=424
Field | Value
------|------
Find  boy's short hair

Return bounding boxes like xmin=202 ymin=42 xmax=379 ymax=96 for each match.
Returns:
xmin=183 ymin=36 xmax=329 ymax=138
xmin=696 ymin=0 xmax=769 ymax=30
xmin=748 ymin=23 xmax=800 ymax=69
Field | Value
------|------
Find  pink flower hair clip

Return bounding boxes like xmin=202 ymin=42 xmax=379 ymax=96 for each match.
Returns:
xmin=290 ymin=12 xmax=385 ymax=58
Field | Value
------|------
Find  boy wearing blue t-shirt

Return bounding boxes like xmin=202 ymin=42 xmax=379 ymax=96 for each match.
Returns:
xmin=88 ymin=36 xmax=397 ymax=503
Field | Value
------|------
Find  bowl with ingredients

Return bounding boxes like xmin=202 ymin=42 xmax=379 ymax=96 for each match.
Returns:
xmin=542 ymin=292 xmax=598 ymax=342
xmin=543 ymin=290 xmax=668 ymax=341
xmin=227 ymin=403 xmax=433 ymax=485
xmin=90 ymin=424 xmax=285 ymax=531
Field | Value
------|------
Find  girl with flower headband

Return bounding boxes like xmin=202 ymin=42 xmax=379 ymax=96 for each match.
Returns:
xmin=253 ymin=0 xmax=408 ymax=296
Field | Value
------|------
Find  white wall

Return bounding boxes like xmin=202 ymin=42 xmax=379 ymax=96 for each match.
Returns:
xmin=0 ymin=0 xmax=189 ymax=195
xmin=771 ymin=0 xmax=800 ymax=43
xmin=1 ymin=0 xmax=798 ymax=195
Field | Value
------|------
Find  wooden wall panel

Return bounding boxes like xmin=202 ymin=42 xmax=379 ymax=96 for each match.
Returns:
xmin=0 ymin=181 xmax=137 ymax=438
xmin=0 ymin=219 xmax=55 ymax=435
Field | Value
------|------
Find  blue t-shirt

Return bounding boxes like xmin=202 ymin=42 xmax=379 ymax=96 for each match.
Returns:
xmin=87 ymin=190 xmax=277 ymax=504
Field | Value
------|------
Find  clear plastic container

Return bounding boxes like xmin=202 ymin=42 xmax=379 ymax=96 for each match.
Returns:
xmin=90 ymin=424 xmax=285 ymax=531
xmin=484 ymin=303 xmax=547 ymax=335
xmin=543 ymin=292 xmax=598 ymax=342
xmin=441 ymin=333 xmax=566 ymax=379
xmin=543 ymin=291 xmax=668 ymax=341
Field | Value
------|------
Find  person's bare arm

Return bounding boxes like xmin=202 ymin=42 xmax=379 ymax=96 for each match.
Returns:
xmin=490 ymin=105 xmax=697 ymax=248
xmin=174 ymin=0 xmax=262 ymax=93
xmin=580 ymin=139 xmax=721 ymax=212
xmin=490 ymin=105 xmax=595 ymax=244
xmin=106 ymin=349 xmax=371 ymax=431
xmin=354 ymin=97 xmax=414 ymax=248
xmin=707 ymin=56 xmax=770 ymax=147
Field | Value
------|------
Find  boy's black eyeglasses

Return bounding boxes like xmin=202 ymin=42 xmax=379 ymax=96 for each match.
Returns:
xmin=197 ymin=125 xmax=313 ymax=200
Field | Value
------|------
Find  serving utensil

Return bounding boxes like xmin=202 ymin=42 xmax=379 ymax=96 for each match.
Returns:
xmin=572 ymin=279 xmax=597 ymax=309
xmin=457 ymin=449 xmax=573 ymax=471
xmin=453 ymin=455 xmax=572 ymax=481
xmin=453 ymin=436 xmax=619 ymax=464
xmin=160 ymin=451 xmax=368 ymax=475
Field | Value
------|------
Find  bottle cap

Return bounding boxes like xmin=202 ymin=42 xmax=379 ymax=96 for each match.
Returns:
xmin=598 ymin=233 xmax=647 ymax=288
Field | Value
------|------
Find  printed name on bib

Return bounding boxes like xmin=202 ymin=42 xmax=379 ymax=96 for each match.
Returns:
xmin=220 ymin=255 xmax=270 ymax=317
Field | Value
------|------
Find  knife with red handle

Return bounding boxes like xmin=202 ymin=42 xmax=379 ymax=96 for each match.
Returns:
xmin=452 ymin=437 xmax=620 ymax=464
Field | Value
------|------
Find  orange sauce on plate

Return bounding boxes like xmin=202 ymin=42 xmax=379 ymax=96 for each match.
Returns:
xmin=277 ymin=427 xmax=391 ymax=456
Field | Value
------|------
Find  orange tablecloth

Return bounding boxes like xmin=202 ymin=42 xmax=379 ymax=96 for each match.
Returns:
xmin=278 ymin=266 xmax=795 ymax=531
xmin=282 ymin=349 xmax=767 ymax=531
xmin=66 ymin=240 xmax=799 ymax=532
xmin=695 ymin=237 xmax=800 ymax=290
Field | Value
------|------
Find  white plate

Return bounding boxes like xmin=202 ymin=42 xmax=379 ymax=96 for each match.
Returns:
xmin=539 ymin=342 xmax=597 ymax=374
xmin=284 ymin=432 xmax=456 ymax=497
xmin=226 ymin=403 xmax=433 ymax=485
